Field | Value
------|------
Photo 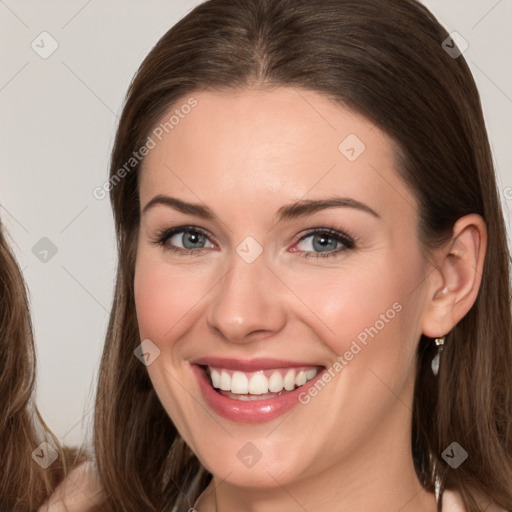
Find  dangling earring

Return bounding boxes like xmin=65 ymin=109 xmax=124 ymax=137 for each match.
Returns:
xmin=431 ymin=336 xmax=445 ymax=376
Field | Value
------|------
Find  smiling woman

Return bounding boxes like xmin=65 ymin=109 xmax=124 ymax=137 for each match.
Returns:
xmin=87 ymin=0 xmax=512 ymax=511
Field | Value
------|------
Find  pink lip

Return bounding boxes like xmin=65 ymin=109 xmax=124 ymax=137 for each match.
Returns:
xmin=191 ymin=356 xmax=320 ymax=372
xmin=191 ymin=362 xmax=326 ymax=424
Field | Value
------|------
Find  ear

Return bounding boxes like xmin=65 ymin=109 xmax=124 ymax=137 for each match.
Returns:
xmin=421 ymin=214 xmax=487 ymax=338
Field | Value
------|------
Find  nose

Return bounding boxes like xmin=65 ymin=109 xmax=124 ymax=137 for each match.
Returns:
xmin=206 ymin=247 xmax=287 ymax=344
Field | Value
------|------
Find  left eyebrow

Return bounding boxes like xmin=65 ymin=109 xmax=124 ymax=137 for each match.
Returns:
xmin=141 ymin=194 xmax=380 ymax=221
xmin=274 ymin=196 xmax=380 ymax=222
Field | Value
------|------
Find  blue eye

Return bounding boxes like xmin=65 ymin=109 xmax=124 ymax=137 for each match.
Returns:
xmin=153 ymin=225 xmax=356 ymax=258
xmin=294 ymin=228 xmax=355 ymax=259
xmin=154 ymin=226 xmax=214 ymax=255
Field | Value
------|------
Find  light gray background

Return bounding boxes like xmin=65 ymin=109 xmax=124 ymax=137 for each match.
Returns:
xmin=1 ymin=0 xmax=511 ymax=448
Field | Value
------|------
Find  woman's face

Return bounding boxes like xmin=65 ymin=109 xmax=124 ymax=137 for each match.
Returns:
xmin=134 ymin=87 xmax=432 ymax=489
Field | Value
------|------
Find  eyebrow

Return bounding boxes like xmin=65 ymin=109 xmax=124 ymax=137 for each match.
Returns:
xmin=141 ymin=194 xmax=380 ymax=222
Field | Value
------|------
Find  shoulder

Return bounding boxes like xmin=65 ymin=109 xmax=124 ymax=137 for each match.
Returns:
xmin=442 ymin=488 xmax=507 ymax=512
xmin=38 ymin=462 xmax=106 ymax=512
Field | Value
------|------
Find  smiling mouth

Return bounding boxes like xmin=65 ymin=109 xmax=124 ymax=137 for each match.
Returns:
xmin=201 ymin=365 xmax=322 ymax=401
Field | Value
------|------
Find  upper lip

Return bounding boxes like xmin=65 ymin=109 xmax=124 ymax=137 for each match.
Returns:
xmin=191 ymin=357 xmax=324 ymax=372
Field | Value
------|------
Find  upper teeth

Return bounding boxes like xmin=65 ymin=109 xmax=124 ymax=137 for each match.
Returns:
xmin=208 ymin=366 xmax=319 ymax=395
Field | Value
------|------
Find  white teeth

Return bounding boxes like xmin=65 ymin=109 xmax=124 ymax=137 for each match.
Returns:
xmin=306 ymin=369 xmax=317 ymax=380
xmin=207 ymin=366 xmax=319 ymax=395
xmin=248 ymin=373 xmax=268 ymax=395
xmin=268 ymin=371 xmax=284 ymax=392
xmin=283 ymin=369 xmax=296 ymax=391
xmin=210 ymin=369 xmax=220 ymax=388
xmin=295 ymin=370 xmax=307 ymax=387
xmin=231 ymin=371 xmax=249 ymax=394
xmin=219 ymin=370 xmax=231 ymax=391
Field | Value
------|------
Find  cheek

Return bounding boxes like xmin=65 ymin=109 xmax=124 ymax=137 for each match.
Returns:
xmin=134 ymin=252 xmax=207 ymax=344
xmin=286 ymin=253 xmax=426 ymax=372
xmin=134 ymin=261 xmax=174 ymax=342
xmin=133 ymin=251 xmax=204 ymax=432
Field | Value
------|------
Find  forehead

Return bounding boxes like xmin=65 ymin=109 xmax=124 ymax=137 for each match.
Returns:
xmin=139 ymin=87 xmax=417 ymax=224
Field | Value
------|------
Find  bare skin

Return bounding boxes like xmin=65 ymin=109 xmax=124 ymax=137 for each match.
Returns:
xmin=134 ymin=87 xmax=487 ymax=512
xmin=39 ymin=462 xmax=106 ymax=511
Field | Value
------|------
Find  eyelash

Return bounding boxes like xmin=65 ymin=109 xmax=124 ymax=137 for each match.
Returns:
xmin=151 ymin=225 xmax=357 ymax=259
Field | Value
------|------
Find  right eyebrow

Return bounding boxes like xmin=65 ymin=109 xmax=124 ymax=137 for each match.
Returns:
xmin=142 ymin=195 xmax=215 ymax=219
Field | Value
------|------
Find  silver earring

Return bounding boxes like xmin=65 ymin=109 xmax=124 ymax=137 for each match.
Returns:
xmin=431 ymin=336 xmax=445 ymax=376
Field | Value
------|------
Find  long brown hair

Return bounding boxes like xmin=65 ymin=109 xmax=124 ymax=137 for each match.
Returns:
xmin=0 ymin=222 xmax=77 ymax=510
xmin=94 ymin=0 xmax=512 ymax=510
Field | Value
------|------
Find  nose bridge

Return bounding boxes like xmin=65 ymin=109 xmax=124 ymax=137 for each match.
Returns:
xmin=207 ymin=238 xmax=286 ymax=342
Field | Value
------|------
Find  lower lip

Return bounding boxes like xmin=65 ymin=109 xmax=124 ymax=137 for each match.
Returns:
xmin=192 ymin=364 xmax=325 ymax=424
